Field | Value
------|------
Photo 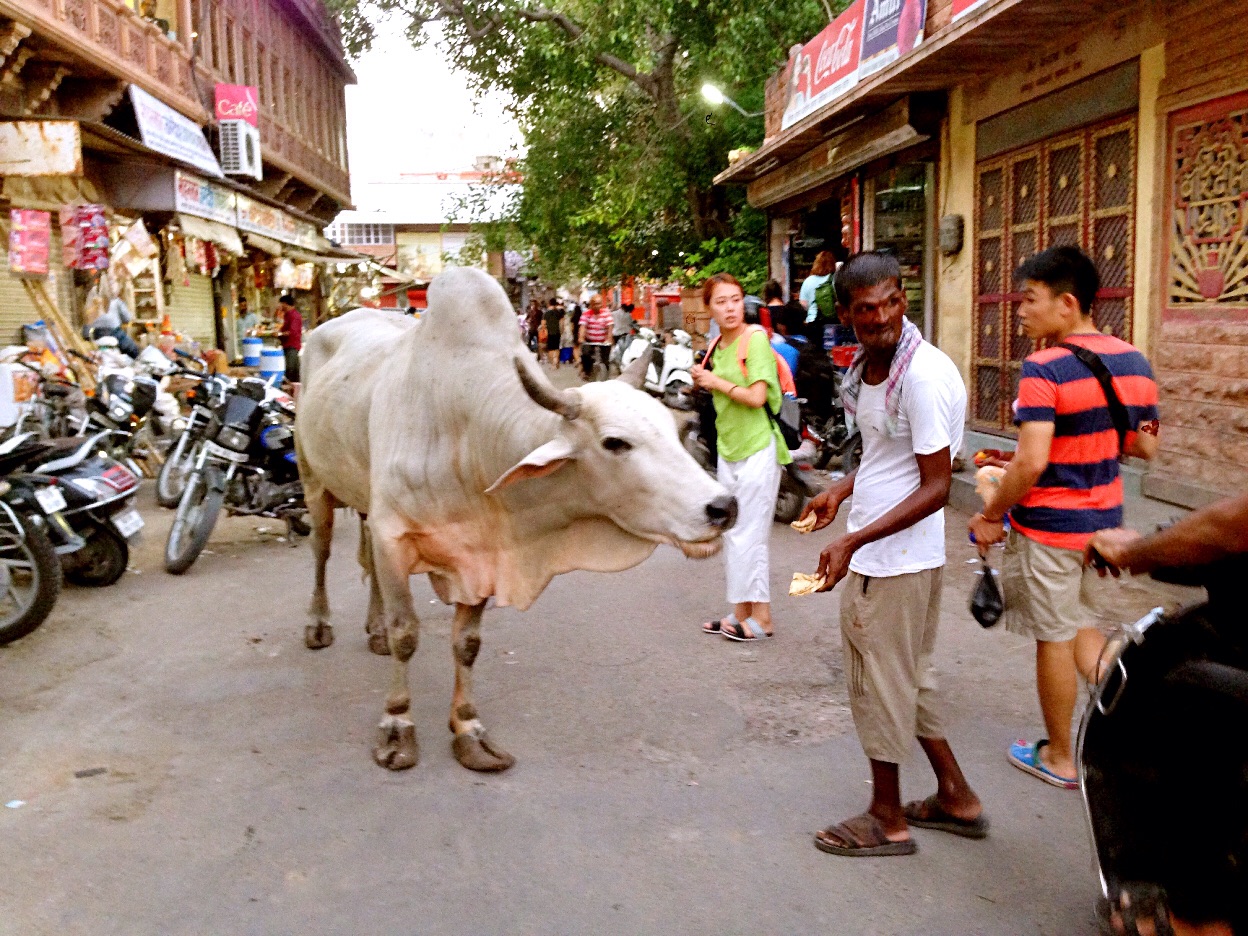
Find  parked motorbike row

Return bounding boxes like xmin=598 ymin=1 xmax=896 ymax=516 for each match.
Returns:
xmin=0 ymin=345 xmax=308 ymax=646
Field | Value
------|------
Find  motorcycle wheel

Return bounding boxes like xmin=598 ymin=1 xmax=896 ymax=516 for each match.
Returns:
xmin=164 ymin=471 xmax=224 ymax=575
xmin=63 ymin=521 xmax=128 ymax=588
xmin=156 ymin=436 xmax=196 ymax=508
xmin=774 ymin=473 xmax=805 ymax=524
xmin=841 ymin=433 xmax=863 ymax=475
xmin=0 ymin=514 xmax=62 ymax=645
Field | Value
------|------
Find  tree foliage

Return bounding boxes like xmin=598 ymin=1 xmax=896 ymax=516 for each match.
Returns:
xmin=329 ymin=0 xmax=840 ymax=283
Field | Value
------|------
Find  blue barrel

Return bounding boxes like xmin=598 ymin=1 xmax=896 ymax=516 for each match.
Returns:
xmin=241 ymin=336 xmax=263 ymax=367
xmin=259 ymin=347 xmax=285 ymax=383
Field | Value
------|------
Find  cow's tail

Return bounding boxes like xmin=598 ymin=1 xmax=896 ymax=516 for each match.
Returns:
xmin=357 ymin=513 xmax=374 ymax=585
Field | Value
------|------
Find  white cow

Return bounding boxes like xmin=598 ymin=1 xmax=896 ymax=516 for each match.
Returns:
xmin=296 ymin=268 xmax=737 ymax=772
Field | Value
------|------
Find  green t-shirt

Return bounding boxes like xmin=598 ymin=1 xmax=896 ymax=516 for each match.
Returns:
xmin=710 ymin=330 xmax=792 ymax=465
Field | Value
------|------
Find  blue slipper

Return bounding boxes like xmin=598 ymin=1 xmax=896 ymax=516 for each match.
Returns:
xmin=1008 ymin=739 xmax=1078 ymax=789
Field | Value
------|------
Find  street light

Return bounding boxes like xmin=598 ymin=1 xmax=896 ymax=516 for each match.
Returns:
xmin=700 ymin=82 xmax=763 ymax=118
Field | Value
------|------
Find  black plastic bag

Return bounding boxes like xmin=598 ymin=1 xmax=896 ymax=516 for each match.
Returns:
xmin=970 ymin=558 xmax=1003 ymax=628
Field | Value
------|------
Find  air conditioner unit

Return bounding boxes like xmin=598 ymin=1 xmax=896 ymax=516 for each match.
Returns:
xmin=219 ymin=119 xmax=262 ymax=181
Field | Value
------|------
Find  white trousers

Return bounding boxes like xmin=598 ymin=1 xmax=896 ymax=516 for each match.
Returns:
xmin=717 ymin=439 xmax=782 ymax=605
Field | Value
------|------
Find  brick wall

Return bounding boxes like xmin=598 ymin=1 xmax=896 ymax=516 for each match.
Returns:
xmin=1153 ymin=320 xmax=1248 ymax=497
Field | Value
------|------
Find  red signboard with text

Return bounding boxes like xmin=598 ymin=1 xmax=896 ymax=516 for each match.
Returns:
xmin=214 ymin=84 xmax=259 ymax=127
xmin=951 ymin=0 xmax=991 ymax=20
xmin=780 ymin=0 xmax=866 ymax=131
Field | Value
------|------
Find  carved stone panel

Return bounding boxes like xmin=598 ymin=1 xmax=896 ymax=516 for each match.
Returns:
xmin=1167 ymin=91 xmax=1248 ymax=312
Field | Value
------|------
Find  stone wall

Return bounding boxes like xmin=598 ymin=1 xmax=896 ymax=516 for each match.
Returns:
xmin=1152 ymin=319 xmax=1248 ymax=500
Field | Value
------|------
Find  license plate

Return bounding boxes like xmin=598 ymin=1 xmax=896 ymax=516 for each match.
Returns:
xmin=113 ymin=507 xmax=144 ymax=539
xmin=34 ymin=486 xmax=67 ymax=514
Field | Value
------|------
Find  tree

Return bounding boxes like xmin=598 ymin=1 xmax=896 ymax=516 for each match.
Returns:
xmin=330 ymin=0 xmax=839 ymax=282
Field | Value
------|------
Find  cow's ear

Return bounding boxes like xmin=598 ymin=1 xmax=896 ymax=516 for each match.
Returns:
xmin=485 ymin=438 xmax=577 ymax=494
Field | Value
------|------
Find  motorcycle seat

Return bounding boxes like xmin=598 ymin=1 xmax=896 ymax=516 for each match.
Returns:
xmin=0 ymin=438 xmax=68 ymax=475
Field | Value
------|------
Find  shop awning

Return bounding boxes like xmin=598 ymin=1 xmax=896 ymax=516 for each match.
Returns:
xmin=245 ymin=232 xmax=283 ymax=256
xmin=176 ymin=213 xmax=243 ymax=256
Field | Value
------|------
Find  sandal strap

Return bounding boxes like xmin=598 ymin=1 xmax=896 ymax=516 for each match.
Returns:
xmin=742 ymin=617 xmax=767 ymax=638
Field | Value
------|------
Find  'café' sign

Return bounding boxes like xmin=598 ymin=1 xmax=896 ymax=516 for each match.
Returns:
xmin=214 ymin=84 xmax=259 ymax=127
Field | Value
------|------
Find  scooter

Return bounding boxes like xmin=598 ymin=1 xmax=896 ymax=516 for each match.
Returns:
xmin=619 ymin=326 xmax=662 ymax=390
xmin=645 ymin=329 xmax=695 ymax=407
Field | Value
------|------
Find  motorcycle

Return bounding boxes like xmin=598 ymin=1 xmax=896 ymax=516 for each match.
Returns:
xmin=0 ymin=431 xmax=144 ymax=587
xmin=0 ymin=461 xmax=70 ymax=644
xmin=619 ymin=326 xmax=662 ymax=389
xmin=156 ymin=366 xmax=235 ymax=509
xmin=164 ymin=377 xmax=307 ymax=575
xmin=645 ymin=329 xmax=695 ymax=407
xmin=1079 ymin=552 xmax=1247 ymax=935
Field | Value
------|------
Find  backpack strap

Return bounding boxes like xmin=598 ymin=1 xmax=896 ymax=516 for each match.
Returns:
xmin=1059 ymin=341 xmax=1131 ymax=453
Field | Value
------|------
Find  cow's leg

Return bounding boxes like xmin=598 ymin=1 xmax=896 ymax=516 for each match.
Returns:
xmin=449 ymin=601 xmax=515 ymax=772
xmin=371 ymin=522 xmax=420 ymax=770
xmin=304 ymin=486 xmax=336 ymax=649
xmin=357 ymin=516 xmax=389 ymax=656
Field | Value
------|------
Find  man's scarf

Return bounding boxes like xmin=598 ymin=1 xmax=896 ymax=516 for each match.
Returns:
xmin=841 ymin=317 xmax=924 ymax=437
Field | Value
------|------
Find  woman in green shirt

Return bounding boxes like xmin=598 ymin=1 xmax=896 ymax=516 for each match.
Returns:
xmin=691 ymin=273 xmax=790 ymax=641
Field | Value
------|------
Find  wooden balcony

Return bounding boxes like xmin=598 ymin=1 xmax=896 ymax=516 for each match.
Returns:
xmin=1 ymin=0 xmax=351 ymax=212
xmin=0 ymin=0 xmax=205 ymax=121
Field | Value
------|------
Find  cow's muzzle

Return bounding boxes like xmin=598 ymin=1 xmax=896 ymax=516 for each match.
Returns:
xmin=705 ymin=494 xmax=738 ymax=532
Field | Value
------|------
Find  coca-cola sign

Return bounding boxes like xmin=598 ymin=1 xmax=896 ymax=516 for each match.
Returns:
xmin=781 ymin=0 xmax=865 ymax=131
xmin=214 ymin=84 xmax=259 ymax=127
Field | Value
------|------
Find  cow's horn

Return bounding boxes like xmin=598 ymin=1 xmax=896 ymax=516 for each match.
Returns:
xmin=515 ymin=358 xmax=581 ymax=420
xmin=616 ymin=345 xmax=651 ymax=389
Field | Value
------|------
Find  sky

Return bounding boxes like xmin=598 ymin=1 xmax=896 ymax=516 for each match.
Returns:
xmin=342 ymin=23 xmax=523 ymax=214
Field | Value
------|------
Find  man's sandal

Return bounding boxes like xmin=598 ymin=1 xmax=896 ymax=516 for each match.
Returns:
xmin=814 ymin=813 xmax=916 ymax=857
xmin=903 ymin=795 xmax=989 ymax=839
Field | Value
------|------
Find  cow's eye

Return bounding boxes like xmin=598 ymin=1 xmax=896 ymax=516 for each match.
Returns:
xmin=602 ymin=437 xmax=632 ymax=453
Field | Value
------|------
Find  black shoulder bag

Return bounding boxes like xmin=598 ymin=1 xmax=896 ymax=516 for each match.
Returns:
xmin=1059 ymin=342 xmax=1131 ymax=455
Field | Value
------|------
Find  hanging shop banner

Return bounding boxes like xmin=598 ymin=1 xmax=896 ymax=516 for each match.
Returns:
xmin=214 ymin=84 xmax=259 ymax=127
xmin=174 ymin=170 xmax=236 ymax=225
xmin=57 ymin=204 xmax=109 ymax=271
xmin=0 ymin=122 xmax=82 ymax=176
xmin=129 ymin=85 xmax=223 ymax=179
xmin=781 ymin=0 xmax=866 ymax=131
xmin=858 ymin=0 xmax=927 ymax=79
xmin=235 ymin=193 xmax=320 ymax=250
xmin=396 ymin=232 xmax=443 ymax=283
xmin=8 ymin=209 xmax=50 ymax=275
xmin=951 ymin=0 xmax=992 ymax=21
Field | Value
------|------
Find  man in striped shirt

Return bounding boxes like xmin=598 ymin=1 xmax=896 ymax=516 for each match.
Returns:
xmin=969 ymin=246 xmax=1159 ymax=789
xmin=578 ymin=295 xmax=614 ymax=380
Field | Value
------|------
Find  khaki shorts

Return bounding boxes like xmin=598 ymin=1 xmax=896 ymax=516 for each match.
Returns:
xmin=1000 ymin=530 xmax=1099 ymax=643
xmin=839 ymin=567 xmax=944 ymax=765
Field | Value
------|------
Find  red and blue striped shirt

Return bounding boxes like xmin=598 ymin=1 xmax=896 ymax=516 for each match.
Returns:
xmin=1011 ymin=333 xmax=1159 ymax=551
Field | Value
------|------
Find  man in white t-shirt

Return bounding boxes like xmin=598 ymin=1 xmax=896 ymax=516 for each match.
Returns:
xmin=798 ymin=251 xmax=986 ymax=858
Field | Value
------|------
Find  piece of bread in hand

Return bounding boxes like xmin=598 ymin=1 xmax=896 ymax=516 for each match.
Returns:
xmin=789 ymin=571 xmax=826 ymax=596
xmin=790 ymin=512 xmax=818 ymax=533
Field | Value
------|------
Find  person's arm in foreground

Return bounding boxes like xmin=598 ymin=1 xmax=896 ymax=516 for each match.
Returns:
xmin=1085 ymin=492 xmax=1248 ymax=576
xmin=968 ymin=421 xmax=1054 ymax=552
xmin=812 ymin=450 xmax=952 ymax=591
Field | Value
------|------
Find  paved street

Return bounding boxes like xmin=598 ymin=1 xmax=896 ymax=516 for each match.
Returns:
xmin=0 ymin=475 xmax=1185 ymax=936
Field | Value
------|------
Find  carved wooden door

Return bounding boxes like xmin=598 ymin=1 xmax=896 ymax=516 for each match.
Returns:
xmin=972 ymin=116 xmax=1137 ymax=431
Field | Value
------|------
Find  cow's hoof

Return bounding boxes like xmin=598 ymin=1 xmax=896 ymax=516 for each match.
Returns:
xmin=304 ymin=622 xmax=334 ymax=649
xmin=367 ymin=632 xmax=391 ymax=656
xmin=452 ymin=732 xmax=515 ymax=772
xmin=373 ymin=717 xmax=418 ymax=770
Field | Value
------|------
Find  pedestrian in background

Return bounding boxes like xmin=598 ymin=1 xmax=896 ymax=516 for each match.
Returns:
xmin=579 ymin=294 xmax=614 ymax=379
xmin=691 ymin=272 xmax=789 ymax=642
xmin=543 ymin=299 xmax=562 ymax=368
xmin=558 ymin=310 xmax=574 ymax=368
xmin=968 ymin=245 xmax=1159 ymax=790
xmin=276 ymin=293 xmax=303 ymax=384
xmin=801 ymin=251 xmax=984 ymax=858
xmin=763 ymin=280 xmax=800 ymax=376
xmin=234 ymin=297 xmax=258 ymax=362
xmin=799 ymin=250 xmax=837 ymax=324
xmin=526 ymin=300 xmax=543 ymax=354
